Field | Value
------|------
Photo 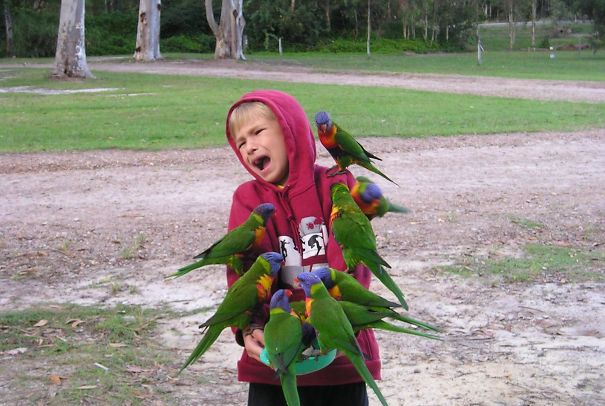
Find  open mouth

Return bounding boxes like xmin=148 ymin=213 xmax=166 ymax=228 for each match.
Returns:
xmin=253 ymin=155 xmax=270 ymax=171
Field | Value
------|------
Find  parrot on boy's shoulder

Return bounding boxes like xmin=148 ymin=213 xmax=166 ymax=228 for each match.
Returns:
xmin=167 ymin=203 xmax=275 ymax=279
xmin=351 ymin=176 xmax=409 ymax=219
xmin=315 ymin=111 xmax=397 ymax=185
xmin=330 ymin=183 xmax=408 ymax=309
xmin=178 ymin=252 xmax=283 ymax=372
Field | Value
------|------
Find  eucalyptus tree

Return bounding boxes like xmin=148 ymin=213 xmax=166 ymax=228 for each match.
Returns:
xmin=134 ymin=0 xmax=162 ymax=61
xmin=52 ymin=0 xmax=93 ymax=78
xmin=205 ymin=0 xmax=245 ymax=59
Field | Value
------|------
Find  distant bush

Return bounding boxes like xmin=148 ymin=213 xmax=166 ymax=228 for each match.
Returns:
xmin=161 ymin=34 xmax=215 ymax=53
xmin=86 ymin=11 xmax=137 ymax=56
xmin=316 ymin=38 xmax=440 ymax=53
xmin=9 ymin=9 xmax=58 ymax=57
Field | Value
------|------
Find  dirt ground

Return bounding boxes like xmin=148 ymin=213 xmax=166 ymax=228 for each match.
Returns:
xmin=1 ymin=63 xmax=605 ymax=405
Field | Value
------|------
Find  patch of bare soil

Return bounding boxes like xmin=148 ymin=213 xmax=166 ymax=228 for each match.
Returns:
xmin=1 ymin=129 xmax=604 ymax=405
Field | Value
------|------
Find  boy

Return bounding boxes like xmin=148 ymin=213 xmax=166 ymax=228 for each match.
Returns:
xmin=225 ymin=90 xmax=380 ymax=406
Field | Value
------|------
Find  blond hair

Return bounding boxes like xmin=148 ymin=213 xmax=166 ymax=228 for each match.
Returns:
xmin=228 ymin=102 xmax=276 ymax=138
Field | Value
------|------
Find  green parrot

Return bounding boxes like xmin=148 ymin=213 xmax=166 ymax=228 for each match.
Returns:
xmin=178 ymin=252 xmax=283 ymax=373
xmin=338 ymin=300 xmax=440 ymax=340
xmin=351 ymin=176 xmax=409 ymax=219
xmin=315 ymin=111 xmax=397 ymax=185
xmin=296 ymin=272 xmax=389 ymax=406
xmin=330 ymin=182 xmax=408 ymax=309
xmin=264 ymin=289 xmax=305 ymax=406
xmin=312 ymin=267 xmax=402 ymax=309
xmin=167 ymin=203 xmax=275 ymax=279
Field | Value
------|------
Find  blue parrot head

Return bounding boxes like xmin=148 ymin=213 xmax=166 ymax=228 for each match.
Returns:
xmin=260 ymin=251 xmax=284 ymax=275
xmin=269 ymin=289 xmax=292 ymax=311
xmin=314 ymin=111 xmax=332 ymax=130
xmin=363 ymin=182 xmax=383 ymax=202
xmin=296 ymin=272 xmax=322 ymax=298
xmin=311 ymin=267 xmax=334 ymax=289
xmin=254 ymin=203 xmax=275 ymax=222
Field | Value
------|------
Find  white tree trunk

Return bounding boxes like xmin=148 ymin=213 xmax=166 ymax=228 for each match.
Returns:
xmin=134 ymin=0 xmax=162 ymax=61
xmin=3 ymin=0 xmax=14 ymax=57
xmin=205 ymin=0 xmax=245 ymax=60
xmin=508 ymin=0 xmax=515 ymax=50
xmin=366 ymin=0 xmax=371 ymax=56
xmin=531 ymin=0 xmax=537 ymax=49
xmin=52 ymin=0 xmax=93 ymax=79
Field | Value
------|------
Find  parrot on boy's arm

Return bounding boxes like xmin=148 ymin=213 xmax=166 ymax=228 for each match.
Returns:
xmin=178 ymin=252 xmax=283 ymax=373
xmin=331 ymin=183 xmax=408 ymax=309
xmin=314 ymin=111 xmax=397 ymax=185
xmin=338 ymin=300 xmax=440 ymax=340
xmin=167 ymin=203 xmax=275 ymax=279
xmin=296 ymin=272 xmax=390 ymax=406
xmin=351 ymin=176 xmax=409 ymax=219
xmin=264 ymin=289 xmax=305 ymax=406
xmin=312 ymin=267 xmax=402 ymax=309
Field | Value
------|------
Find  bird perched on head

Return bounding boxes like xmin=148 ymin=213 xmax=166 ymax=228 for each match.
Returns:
xmin=178 ymin=252 xmax=283 ymax=372
xmin=315 ymin=111 xmax=397 ymax=185
xmin=264 ymin=289 xmax=305 ymax=406
xmin=296 ymin=272 xmax=389 ymax=406
xmin=330 ymin=182 xmax=407 ymax=309
xmin=351 ymin=176 xmax=409 ymax=219
xmin=167 ymin=203 xmax=275 ymax=279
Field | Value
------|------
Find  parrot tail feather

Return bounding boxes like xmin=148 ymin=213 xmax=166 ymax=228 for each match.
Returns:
xmin=345 ymin=350 xmax=389 ymax=406
xmin=178 ymin=325 xmax=223 ymax=374
xmin=280 ymin=366 xmax=301 ymax=406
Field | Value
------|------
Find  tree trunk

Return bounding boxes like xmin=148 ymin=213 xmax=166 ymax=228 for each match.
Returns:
xmin=205 ymin=0 xmax=245 ymax=60
xmin=290 ymin=0 xmax=295 ymax=13
xmin=366 ymin=0 xmax=371 ymax=56
xmin=531 ymin=0 xmax=536 ymax=49
xmin=52 ymin=0 xmax=93 ymax=79
xmin=508 ymin=0 xmax=515 ymax=51
xmin=3 ymin=0 xmax=14 ymax=57
xmin=325 ymin=0 xmax=331 ymax=32
xmin=134 ymin=0 xmax=162 ymax=61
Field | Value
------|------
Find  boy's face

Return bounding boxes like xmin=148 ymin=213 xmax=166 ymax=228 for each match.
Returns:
xmin=233 ymin=114 xmax=289 ymax=185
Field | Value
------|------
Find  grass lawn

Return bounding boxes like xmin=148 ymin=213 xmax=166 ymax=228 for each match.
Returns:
xmin=242 ymin=50 xmax=605 ymax=81
xmin=1 ymin=68 xmax=604 ymax=152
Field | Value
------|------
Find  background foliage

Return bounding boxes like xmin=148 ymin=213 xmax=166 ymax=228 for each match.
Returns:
xmin=0 ymin=0 xmax=603 ymax=58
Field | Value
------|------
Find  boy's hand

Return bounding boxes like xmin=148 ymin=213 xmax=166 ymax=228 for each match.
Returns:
xmin=243 ymin=327 xmax=265 ymax=362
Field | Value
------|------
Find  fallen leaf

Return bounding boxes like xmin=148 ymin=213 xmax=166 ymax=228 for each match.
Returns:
xmin=49 ymin=375 xmax=62 ymax=385
xmin=77 ymin=385 xmax=98 ymax=390
xmin=4 ymin=347 xmax=27 ymax=356
xmin=65 ymin=319 xmax=84 ymax=328
xmin=33 ymin=320 xmax=48 ymax=327
xmin=109 ymin=343 xmax=128 ymax=348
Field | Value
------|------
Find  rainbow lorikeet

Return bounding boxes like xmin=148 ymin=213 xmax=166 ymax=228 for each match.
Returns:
xmin=296 ymin=272 xmax=389 ymax=406
xmin=338 ymin=300 xmax=440 ymax=340
xmin=351 ymin=176 xmax=409 ymax=219
xmin=314 ymin=111 xmax=397 ymax=185
xmin=312 ymin=267 xmax=403 ymax=309
xmin=264 ymin=289 xmax=305 ymax=406
xmin=330 ymin=183 xmax=408 ymax=309
xmin=167 ymin=203 xmax=275 ymax=279
xmin=178 ymin=252 xmax=283 ymax=373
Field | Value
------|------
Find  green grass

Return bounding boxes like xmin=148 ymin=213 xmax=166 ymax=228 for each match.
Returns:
xmin=2 ymin=68 xmax=605 ymax=152
xmin=0 ymin=304 xmax=175 ymax=404
xmin=245 ymin=50 xmax=605 ymax=81
xmin=438 ymin=244 xmax=605 ymax=283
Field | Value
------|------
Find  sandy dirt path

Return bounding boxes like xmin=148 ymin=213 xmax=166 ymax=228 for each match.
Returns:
xmin=1 ymin=128 xmax=604 ymax=405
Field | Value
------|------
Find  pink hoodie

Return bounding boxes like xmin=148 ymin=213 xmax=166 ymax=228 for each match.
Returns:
xmin=225 ymin=90 xmax=381 ymax=386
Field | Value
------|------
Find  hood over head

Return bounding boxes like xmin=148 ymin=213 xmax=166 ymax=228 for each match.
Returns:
xmin=226 ymin=90 xmax=316 ymax=191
